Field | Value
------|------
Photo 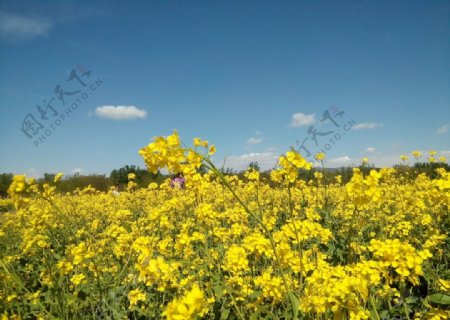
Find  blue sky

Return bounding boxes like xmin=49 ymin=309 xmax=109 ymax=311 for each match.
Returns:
xmin=0 ymin=0 xmax=449 ymax=176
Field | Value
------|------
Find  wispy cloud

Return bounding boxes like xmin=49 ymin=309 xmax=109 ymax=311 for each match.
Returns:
xmin=0 ymin=11 xmax=51 ymax=42
xmin=441 ymin=150 xmax=450 ymax=157
xmin=95 ymin=106 xmax=147 ymax=120
xmin=222 ymin=152 xmax=279 ymax=171
xmin=291 ymin=113 xmax=316 ymax=127
xmin=366 ymin=147 xmax=376 ymax=152
xmin=437 ymin=124 xmax=449 ymax=135
xmin=26 ymin=168 xmax=42 ymax=178
xmin=247 ymin=137 xmax=263 ymax=145
xmin=328 ymin=156 xmax=352 ymax=167
xmin=352 ymin=122 xmax=381 ymax=130
xmin=247 ymin=131 xmax=263 ymax=145
xmin=71 ymin=168 xmax=82 ymax=174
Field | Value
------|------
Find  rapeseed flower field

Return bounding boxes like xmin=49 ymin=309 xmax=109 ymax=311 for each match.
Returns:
xmin=1 ymin=131 xmax=449 ymax=319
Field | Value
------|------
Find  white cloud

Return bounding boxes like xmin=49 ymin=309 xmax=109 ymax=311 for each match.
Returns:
xmin=366 ymin=147 xmax=376 ymax=152
xmin=247 ymin=131 xmax=263 ymax=145
xmin=437 ymin=124 xmax=449 ymax=135
xmin=72 ymin=168 xmax=82 ymax=174
xmin=247 ymin=137 xmax=263 ymax=145
xmin=291 ymin=113 xmax=316 ymax=127
xmin=352 ymin=122 xmax=381 ymax=130
xmin=26 ymin=168 xmax=41 ymax=178
xmin=95 ymin=105 xmax=147 ymax=120
xmin=222 ymin=152 xmax=279 ymax=171
xmin=441 ymin=150 xmax=450 ymax=157
xmin=0 ymin=11 xmax=51 ymax=41
xmin=328 ymin=156 xmax=352 ymax=167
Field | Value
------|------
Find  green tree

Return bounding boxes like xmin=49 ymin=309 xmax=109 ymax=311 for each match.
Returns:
xmin=110 ymin=165 xmax=164 ymax=188
xmin=248 ymin=161 xmax=260 ymax=171
xmin=0 ymin=173 xmax=13 ymax=197
xmin=43 ymin=173 xmax=56 ymax=183
xmin=110 ymin=165 xmax=138 ymax=185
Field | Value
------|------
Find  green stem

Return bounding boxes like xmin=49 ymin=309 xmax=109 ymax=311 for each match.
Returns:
xmin=370 ymin=295 xmax=381 ymax=320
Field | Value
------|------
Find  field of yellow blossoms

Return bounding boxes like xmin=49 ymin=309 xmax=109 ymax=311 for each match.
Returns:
xmin=1 ymin=131 xmax=449 ymax=319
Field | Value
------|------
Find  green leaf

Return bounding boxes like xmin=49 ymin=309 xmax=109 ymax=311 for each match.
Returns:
xmin=249 ymin=290 xmax=262 ymax=301
xmin=405 ymin=296 xmax=418 ymax=304
xmin=428 ymin=293 xmax=450 ymax=305
xmin=213 ymin=285 xmax=223 ymax=299
xmin=220 ymin=308 xmax=230 ymax=320
xmin=379 ymin=310 xmax=389 ymax=319
xmin=288 ymin=291 xmax=299 ymax=319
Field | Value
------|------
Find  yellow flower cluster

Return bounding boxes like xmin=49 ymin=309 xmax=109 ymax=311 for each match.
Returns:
xmin=139 ymin=130 xmax=204 ymax=176
xmin=128 ymin=288 xmax=147 ymax=308
xmin=368 ymin=239 xmax=432 ymax=285
xmin=0 ymin=131 xmax=448 ymax=319
xmin=271 ymin=150 xmax=312 ymax=184
xmin=7 ymin=175 xmax=37 ymax=208
xmin=162 ymin=285 xmax=206 ymax=320
xmin=223 ymin=245 xmax=250 ymax=274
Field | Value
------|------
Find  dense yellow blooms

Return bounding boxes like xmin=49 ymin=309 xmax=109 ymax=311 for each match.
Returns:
xmin=0 ymin=133 xmax=448 ymax=319
xmin=128 ymin=288 xmax=147 ymax=307
xmin=254 ymin=267 xmax=285 ymax=302
xmin=162 ymin=285 xmax=206 ymax=320
xmin=223 ymin=245 xmax=250 ymax=274
xmin=368 ymin=239 xmax=432 ymax=284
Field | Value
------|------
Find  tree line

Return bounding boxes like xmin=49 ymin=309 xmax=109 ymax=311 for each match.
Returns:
xmin=0 ymin=161 xmax=448 ymax=197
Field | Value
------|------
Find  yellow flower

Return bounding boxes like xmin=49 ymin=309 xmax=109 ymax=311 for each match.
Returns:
xmin=208 ymin=145 xmax=216 ymax=155
xmin=128 ymin=173 xmax=136 ymax=181
xmin=412 ymin=150 xmax=422 ymax=158
xmin=70 ymin=274 xmax=86 ymax=286
xmin=315 ymin=152 xmax=326 ymax=161
xmin=193 ymin=137 xmax=201 ymax=146
xmin=400 ymin=155 xmax=408 ymax=161
xmin=26 ymin=290 xmax=41 ymax=305
xmin=128 ymin=288 xmax=147 ymax=307
xmin=244 ymin=168 xmax=260 ymax=181
xmin=254 ymin=267 xmax=285 ymax=302
xmin=57 ymin=260 xmax=74 ymax=275
xmin=193 ymin=137 xmax=208 ymax=148
xmin=314 ymin=171 xmax=323 ymax=180
xmin=438 ymin=279 xmax=450 ymax=292
xmin=7 ymin=175 xmax=30 ymax=199
xmin=362 ymin=157 xmax=369 ymax=165
xmin=148 ymin=182 xmax=158 ymax=190
xmin=54 ymin=172 xmax=64 ymax=183
xmin=223 ymin=245 xmax=249 ymax=274
xmin=163 ymin=285 xmax=205 ymax=320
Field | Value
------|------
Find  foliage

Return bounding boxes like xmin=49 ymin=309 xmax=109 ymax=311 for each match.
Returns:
xmin=110 ymin=165 xmax=165 ymax=189
xmin=0 ymin=173 xmax=13 ymax=198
